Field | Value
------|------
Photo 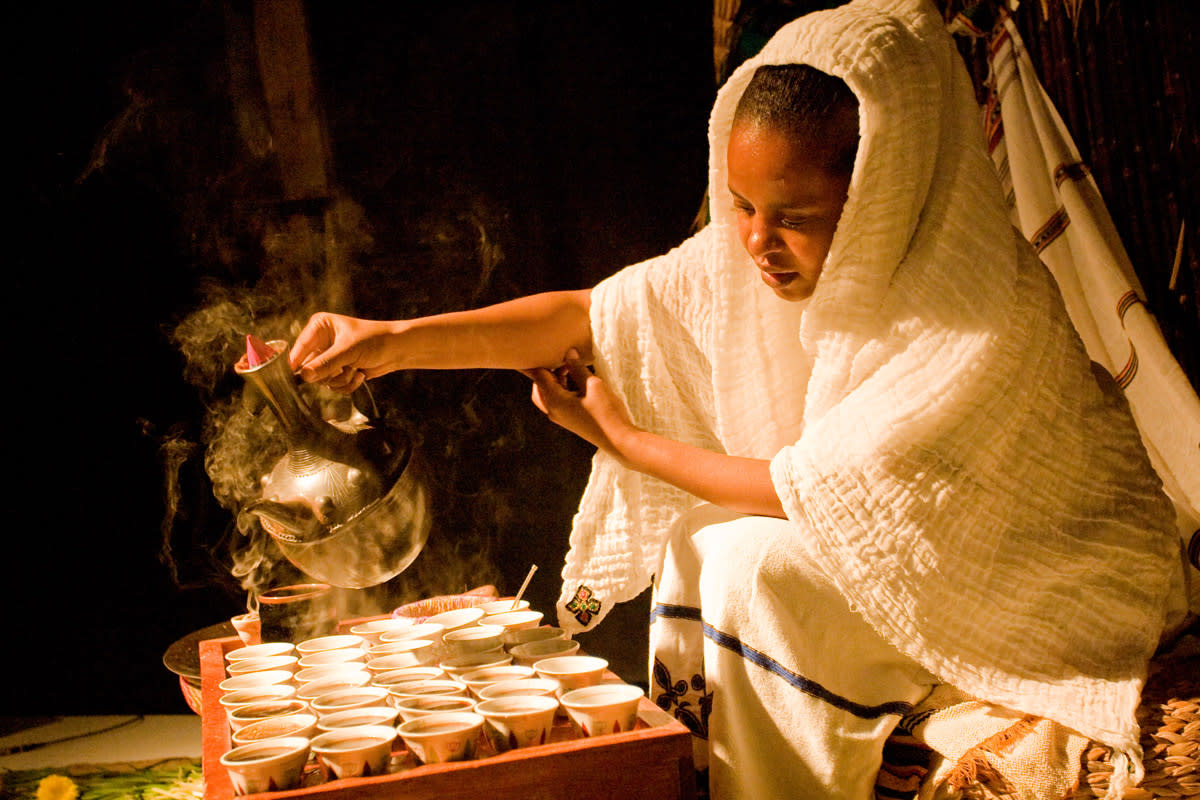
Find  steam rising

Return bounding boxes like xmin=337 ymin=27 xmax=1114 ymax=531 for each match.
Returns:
xmin=81 ymin=1 xmax=606 ymax=634
xmin=170 ymin=295 xmax=296 ymax=595
xmin=161 ymin=198 xmax=503 ymax=619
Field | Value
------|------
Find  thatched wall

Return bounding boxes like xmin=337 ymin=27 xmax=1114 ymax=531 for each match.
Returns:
xmin=945 ymin=0 xmax=1199 ymax=391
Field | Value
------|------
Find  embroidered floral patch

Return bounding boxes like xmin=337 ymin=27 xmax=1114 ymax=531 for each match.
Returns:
xmin=565 ymin=584 xmax=601 ymax=625
xmin=652 ymin=657 xmax=712 ymax=740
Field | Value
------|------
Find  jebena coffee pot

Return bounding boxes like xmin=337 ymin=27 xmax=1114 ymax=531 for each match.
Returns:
xmin=235 ymin=335 xmax=429 ymax=588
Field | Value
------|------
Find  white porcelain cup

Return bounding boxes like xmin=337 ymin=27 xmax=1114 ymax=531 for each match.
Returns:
xmin=475 ymin=678 xmax=561 ymax=703
xmin=226 ymin=655 xmax=299 ymax=676
xmin=315 ymin=705 xmax=400 ymax=732
xmin=311 ymin=725 xmax=397 ymax=779
xmin=297 ymin=648 xmax=366 ymax=668
xmin=219 ymin=670 xmax=295 ymax=694
xmin=560 ymin=683 xmax=645 ymax=737
xmin=231 ymin=712 xmax=319 ymax=746
xmin=227 ymin=699 xmax=310 ymax=732
xmin=459 ymin=665 xmax=537 ymax=698
xmin=396 ymin=711 xmax=485 ymax=764
xmin=475 ymin=694 xmax=559 ymax=751
xmin=296 ymin=634 xmax=367 ymax=655
xmin=219 ymin=685 xmax=299 ymax=722
xmin=392 ymin=694 xmax=478 ymax=724
xmin=365 ymin=641 xmax=437 ymax=673
xmin=501 ymin=626 xmax=568 ymax=649
xmin=475 ymin=599 xmax=531 ymax=615
xmin=226 ymin=642 xmax=296 ymax=664
xmin=379 ymin=622 xmax=445 ymax=644
xmin=220 ymin=737 xmax=310 ymax=796
xmin=309 ymin=686 xmax=390 ymax=718
xmin=230 ymin=612 xmax=262 ymax=647
xmin=371 ymin=665 xmax=445 ymax=691
xmin=297 ymin=673 xmax=372 ymax=703
xmin=349 ymin=617 xmax=415 ymax=646
xmin=439 ymin=650 xmax=512 ymax=681
xmin=441 ymin=625 xmax=505 ymax=657
xmin=295 ymin=663 xmax=369 ymax=687
xmin=532 ymin=655 xmax=609 ymax=697
xmin=424 ymin=607 xmax=485 ymax=633
xmin=509 ymin=638 xmax=580 ymax=667
xmin=481 ymin=610 xmax=544 ymax=632
xmin=386 ymin=679 xmax=469 ymax=708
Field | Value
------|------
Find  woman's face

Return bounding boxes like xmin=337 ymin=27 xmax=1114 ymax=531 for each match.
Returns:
xmin=727 ymin=121 xmax=851 ymax=302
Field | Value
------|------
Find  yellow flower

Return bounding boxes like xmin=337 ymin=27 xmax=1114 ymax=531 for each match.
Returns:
xmin=36 ymin=775 xmax=78 ymax=800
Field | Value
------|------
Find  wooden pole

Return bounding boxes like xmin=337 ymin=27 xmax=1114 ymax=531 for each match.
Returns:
xmin=253 ymin=0 xmax=330 ymax=203
xmin=250 ymin=0 xmax=352 ymax=314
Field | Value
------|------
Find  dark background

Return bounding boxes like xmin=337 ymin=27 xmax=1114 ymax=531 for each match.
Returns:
xmin=9 ymin=0 xmax=1197 ymax=717
xmin=11 ymin=0 xmax=712 ymax=714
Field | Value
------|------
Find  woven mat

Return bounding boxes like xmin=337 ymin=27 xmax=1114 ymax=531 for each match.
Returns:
xmin=0 ymin=758 xmax=202 ymax=800
xmin=875 ymin=632 xmax=1199 ymax=799
xmin=1068 ymin=635 xmax=1200 ymax=799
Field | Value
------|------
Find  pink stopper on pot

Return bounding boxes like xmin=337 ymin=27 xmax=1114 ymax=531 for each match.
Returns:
xmin=245 ymin=334 xmax=278 ymax=367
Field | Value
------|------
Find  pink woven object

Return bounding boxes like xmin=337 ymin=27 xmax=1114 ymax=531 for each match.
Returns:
xmin=392 ymin=587 xmax=500 ymax=622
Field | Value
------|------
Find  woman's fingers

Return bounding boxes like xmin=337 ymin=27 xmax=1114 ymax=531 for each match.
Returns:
xmin=289 ymin=313 xmax=335 ymax=372
xmin=289 ymin=313 xmax=361 ymax=384
xmin=526 ymin=368 xmax=555 ymax=415
xmin=323 ymin=366 xmax=365 ymax=394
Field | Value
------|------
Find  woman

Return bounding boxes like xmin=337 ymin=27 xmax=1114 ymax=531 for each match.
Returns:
xmin=290 ymin=1 xmax=1178 ymax=796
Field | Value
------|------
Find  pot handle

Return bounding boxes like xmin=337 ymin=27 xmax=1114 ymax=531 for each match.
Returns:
xmin=352 ymin=382 xmax=380 ymax=421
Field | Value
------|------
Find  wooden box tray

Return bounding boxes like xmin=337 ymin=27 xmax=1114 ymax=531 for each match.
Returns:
xmin=200 ymin=633 xmax=696 ymax=800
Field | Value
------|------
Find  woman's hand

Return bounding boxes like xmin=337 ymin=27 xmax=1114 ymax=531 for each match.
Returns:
xmin=529 ymin=349 xmax=786 ymax=518
xmin=289 ymin=313 xmax=402 ymax=393
xmin=525 ymin=349 xmax=640 ymax=463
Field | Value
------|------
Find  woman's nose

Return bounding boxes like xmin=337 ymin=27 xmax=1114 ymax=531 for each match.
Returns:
xmin=745 ymin=219 xmax=778 ymax=256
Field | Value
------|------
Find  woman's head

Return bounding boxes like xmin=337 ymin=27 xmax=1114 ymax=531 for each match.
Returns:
xmin=733 ymin=64 xmax=859 ymax=177
xmin=728 ymin=64 xmax=859 ymax=301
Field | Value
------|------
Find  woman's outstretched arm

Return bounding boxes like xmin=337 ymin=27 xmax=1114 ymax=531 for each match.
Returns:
xmin=290 ymin=289 xmax=593 ymax=392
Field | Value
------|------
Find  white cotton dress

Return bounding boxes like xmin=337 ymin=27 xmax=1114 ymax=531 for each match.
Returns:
xmin=554 ymin=1 xmax=1182 ymax=798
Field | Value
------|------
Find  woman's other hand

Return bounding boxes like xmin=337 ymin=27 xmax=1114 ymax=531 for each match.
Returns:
xmin=289 ymin=312 xmax=401 ymax=393
xmin=525 ymin=349 xmax=639 ymax=463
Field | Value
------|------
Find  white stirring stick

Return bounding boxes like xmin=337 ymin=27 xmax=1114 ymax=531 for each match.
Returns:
xmin=512 ymin=564 xmax=538 ymax=611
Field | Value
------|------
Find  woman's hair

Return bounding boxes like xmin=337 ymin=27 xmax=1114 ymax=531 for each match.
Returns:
xmin=733 ymin=64 xmax=860 ymax=177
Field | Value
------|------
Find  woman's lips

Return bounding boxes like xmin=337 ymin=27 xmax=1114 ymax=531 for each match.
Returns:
xmin=759 ymin=268 xmax=799 ymax=289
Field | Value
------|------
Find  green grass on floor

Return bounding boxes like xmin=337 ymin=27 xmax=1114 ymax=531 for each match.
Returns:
xmin=0 ymin=758 xmax=202 ymax=800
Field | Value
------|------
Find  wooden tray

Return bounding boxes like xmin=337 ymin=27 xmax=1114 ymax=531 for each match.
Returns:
xmin=200 ymin=633 xmax=696 ymax=800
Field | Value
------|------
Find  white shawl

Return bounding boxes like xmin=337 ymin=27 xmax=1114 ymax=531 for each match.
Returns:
xmin=556 ymin=0 xmax=1177 ymax=790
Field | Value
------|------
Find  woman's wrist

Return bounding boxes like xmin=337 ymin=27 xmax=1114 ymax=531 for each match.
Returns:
xmin=384 ymin=319 xmax=416 ymax=371
xmin=609 ymin=426 xmax=654 ymax=472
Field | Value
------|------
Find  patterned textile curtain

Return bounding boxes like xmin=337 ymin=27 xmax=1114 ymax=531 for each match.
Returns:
xmin=942 ymin=0 xmax=1199 ymax=393
xmin=979 ymin=10 xmax=1199 ymax=609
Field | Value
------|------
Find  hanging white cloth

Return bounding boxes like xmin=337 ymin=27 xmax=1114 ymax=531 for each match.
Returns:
xmin=985 ymin=14 xmax=1199 ymax=616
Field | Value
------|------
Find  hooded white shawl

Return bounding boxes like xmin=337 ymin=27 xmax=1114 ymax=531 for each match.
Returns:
xmin=556 ymin=0 xmax=1177 ymax=788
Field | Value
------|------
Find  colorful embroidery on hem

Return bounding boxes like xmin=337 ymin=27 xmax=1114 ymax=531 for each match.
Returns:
xmin=565 ymin=584 xmax=601 ymax=626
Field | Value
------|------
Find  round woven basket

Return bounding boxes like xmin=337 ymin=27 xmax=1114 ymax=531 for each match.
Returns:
xmin=391 ymin=586 xmax=499 ymax=622
xmin=1067 ymin=635 xmax=1199 ymax=799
